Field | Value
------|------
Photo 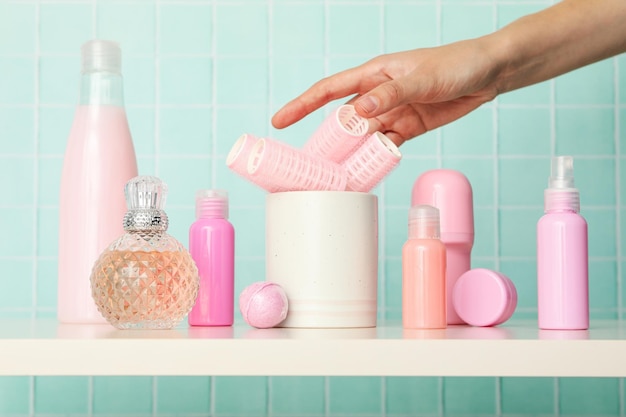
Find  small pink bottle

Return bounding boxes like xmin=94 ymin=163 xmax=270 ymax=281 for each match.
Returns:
xmin=411 ymin=170 xmax=474 ymax=325
xmin=402 ymin=205 xmax=447 ymax=329
xmin=188 ymin=190 xmax=235 ymax=326
xmin=58 ymin=40 xmax=138 ymax=324
xmin=537 ymin=156 xmax=588 ymax=330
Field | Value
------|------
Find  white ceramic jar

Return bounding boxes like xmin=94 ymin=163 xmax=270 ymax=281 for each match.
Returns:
xmin=265 ymin=191 xmax=378 ymax=328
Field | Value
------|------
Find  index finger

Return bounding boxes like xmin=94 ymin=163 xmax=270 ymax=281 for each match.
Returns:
xmin=271 ymin=65 xmax=370 ymax=129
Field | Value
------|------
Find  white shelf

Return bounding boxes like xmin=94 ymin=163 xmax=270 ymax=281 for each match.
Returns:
xmin=1 ymin=319 xmax=625 ymax=377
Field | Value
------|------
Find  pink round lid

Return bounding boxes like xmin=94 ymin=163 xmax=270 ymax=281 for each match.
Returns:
xmin=452 ymin=268 xmax=518 ymax=327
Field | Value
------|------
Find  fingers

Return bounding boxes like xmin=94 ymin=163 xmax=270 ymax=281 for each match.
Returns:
xmin=271 ymin=70 xmax=359 ymax=129
xmin=353 ymin=77 xmax=416 ymax=119
xmin=272 ymin=65 xmax=376 ymax=129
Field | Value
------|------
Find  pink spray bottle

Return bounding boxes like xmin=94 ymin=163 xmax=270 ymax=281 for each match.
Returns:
xmin=537 ymin=156 xmax=588 ymax=330
xmin=188 ymin=190 xmax=235 ymax=326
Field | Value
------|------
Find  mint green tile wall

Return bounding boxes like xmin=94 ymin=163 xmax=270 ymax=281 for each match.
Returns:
xmin=0 ymin=0 xmax=624 ymax=416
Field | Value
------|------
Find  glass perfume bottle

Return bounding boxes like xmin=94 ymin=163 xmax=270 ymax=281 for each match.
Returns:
xmin=90 ymin=175 xmax=199 ymax=329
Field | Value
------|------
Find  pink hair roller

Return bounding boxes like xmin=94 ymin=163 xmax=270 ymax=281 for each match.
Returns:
xmin=342 ymin=131 xmax=402 ymax=192
xmin=248 ymin=137 xmax=347 ymax=192
xmin=226 ymin=134 xmax=284 ymax=192
xmin=303 ymin=105 xmax=369 ymax=163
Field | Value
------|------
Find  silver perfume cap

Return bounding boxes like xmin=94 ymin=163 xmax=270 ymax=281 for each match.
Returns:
xmin=123 ymin=175 xmax=169 ymax=231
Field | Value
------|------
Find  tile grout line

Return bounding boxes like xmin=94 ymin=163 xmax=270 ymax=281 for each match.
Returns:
xmin=154 ymin=0 xmax=161 ymax=176
xmin=613 ymin=57 xmax=623 ymax=320
xmin=614 ymin=54 xmax=624 ymax=417
xmin=6 ymin=102 xmax=626 ymax=110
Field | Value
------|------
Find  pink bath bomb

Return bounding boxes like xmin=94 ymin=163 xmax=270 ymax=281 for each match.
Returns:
xmin=239 ymin=282 xmax=289 ymax=328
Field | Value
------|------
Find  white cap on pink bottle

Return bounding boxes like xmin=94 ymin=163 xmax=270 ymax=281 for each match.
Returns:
xmin=81 ymin=40 xmax=121 ymax=74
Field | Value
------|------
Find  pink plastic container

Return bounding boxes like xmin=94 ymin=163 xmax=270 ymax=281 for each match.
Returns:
xmin=537 ymin=156 xmax=588 ymax=330
xmin=58 ymin=40 xmax=138 ymax=324
xmin=248 ymin=138 xmax=347 ymax=192
xmin=402 ymin=205 xmax=447 ymax=329
xmin=411 ymin=169 xmax=474 ymax=325
xmin=343 ymin=131 xmax=402 ymax=192
xmin=303 ymin=105 xmax=369 ymax=163
xmin=452 ymin=268 xmax=517 ymax=327
xmin=188 ymin=190 xmax=235 ymax=326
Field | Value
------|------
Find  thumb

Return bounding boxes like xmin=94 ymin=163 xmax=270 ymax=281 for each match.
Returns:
xmin=353 ymin=79 xmax=412 ymax=118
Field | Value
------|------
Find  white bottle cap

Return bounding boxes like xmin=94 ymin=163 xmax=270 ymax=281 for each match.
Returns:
xmin=408 ymin=205 xmax=441 ymax=240
xmin=81 ymin=40 xmax=121 ymax=74
xmin=545 ymin=155 xmax=580 ymax=212
xmin=548 ymin=156 xmax=575 ymax=189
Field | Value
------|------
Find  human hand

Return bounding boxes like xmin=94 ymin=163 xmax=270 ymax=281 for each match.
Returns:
xmin=271 ymin=37 xmax=504 ymax=147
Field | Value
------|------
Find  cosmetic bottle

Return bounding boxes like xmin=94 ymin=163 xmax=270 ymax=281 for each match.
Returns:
xmin=402 ymin=205 xmax=447 ymax=329
xmin=188 ymin=190 xmax=235 ymax=326
xmin=537 ymin=156 xmax=588 ymax=330
xmin=90 ymin=176 xmax=199 ymax=329
xmin=58 ymin=40 xmax=138 ymax=324
xmin=411 ymin=170 xmax=474 ymax=324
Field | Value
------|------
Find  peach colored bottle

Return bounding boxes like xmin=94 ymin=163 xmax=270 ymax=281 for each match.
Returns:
xmin=411 ymin=170 xmax=474 ymax=325
xmin=402 ymin=205 xmax=447 ymax=329
xmin=57 ymin=40 xmax=137 ymax=323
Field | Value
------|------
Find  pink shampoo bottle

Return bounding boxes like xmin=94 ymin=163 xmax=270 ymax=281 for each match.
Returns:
xmin=537 ymin=156 xmax=589 ymax=330
xmin=58 ymin=40 xmax=138 ymax=324
xmin=188 ymin=190 xmax=235 ymax=326
xmin=402 ymin=205 xmax=447 ymax=329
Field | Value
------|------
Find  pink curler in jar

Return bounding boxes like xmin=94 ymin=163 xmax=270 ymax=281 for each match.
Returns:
xmin=303 ymin=105 xmax=369 ymax=163
xmin=342 ymin=131 xmax=402 ymax=192
xmin=226 ymin=133 xmax=284 ymax=192
xmin=247 ymin=137 xmax=347 ymax=192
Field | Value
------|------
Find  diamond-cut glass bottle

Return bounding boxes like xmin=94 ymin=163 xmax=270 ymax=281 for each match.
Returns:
xmin=90 ymin=175 xmax=199 ymax=329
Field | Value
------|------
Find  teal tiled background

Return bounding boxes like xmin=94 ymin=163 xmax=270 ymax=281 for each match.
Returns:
xmin=0 ymin=0 xmax=624 ymax=415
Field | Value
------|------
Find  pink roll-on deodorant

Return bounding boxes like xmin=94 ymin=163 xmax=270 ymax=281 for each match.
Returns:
xmin=411 ymin=169 xmax=474 ymax=325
